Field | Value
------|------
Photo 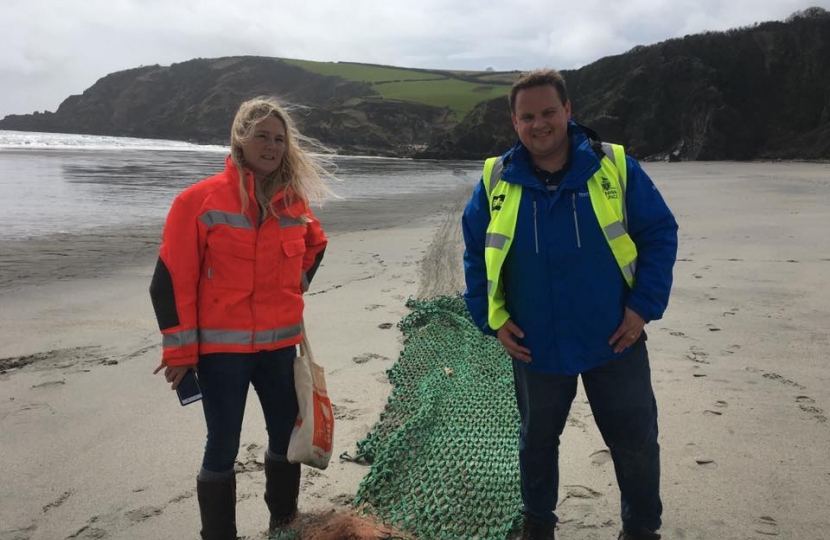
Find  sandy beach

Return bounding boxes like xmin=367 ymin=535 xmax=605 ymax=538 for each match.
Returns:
xmin=1 ymin=161 xmax=829 ymax=540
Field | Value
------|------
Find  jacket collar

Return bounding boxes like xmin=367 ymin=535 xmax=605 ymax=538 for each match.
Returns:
xmin=224 ymin=155 xmax=291 ymax=207
xmin=501 ymin=122 xmax=602 ymax=191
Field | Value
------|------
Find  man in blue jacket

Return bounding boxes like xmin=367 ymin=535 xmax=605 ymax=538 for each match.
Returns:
xmin=462 ymin=69 xmax=678 ymax=540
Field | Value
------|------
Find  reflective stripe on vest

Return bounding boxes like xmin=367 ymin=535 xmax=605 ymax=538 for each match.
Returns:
xmin=481 ymin=143 xmax=637 ymax=330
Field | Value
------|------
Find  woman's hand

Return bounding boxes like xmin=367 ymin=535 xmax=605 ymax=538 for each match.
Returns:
xmin=153 ymin=363 xmax=193 ymax=390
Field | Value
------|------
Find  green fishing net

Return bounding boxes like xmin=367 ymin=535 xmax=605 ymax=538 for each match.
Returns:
xmin=344 ymin=295 xmax=523 ymax=540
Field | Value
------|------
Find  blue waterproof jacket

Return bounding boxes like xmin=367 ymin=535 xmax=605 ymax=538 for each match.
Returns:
xmin=462 ymin=123 xmax=678 ymax=374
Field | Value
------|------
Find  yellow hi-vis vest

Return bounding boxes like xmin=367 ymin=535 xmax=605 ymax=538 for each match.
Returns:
xmin=482 ymin=143 xmax=638 ymax=330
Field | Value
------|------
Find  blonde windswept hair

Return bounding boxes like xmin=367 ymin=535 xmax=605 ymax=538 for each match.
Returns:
xmin=229 ymin=96 xmax=336 ymax=219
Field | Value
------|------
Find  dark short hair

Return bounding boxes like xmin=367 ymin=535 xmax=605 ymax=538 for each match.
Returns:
xmin=509 ymin=69 xmax=569 ymax=112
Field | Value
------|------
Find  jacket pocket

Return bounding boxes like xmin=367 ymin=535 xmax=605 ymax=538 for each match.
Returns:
xmin=281 ymin=238 xmax=307 ymax=287
xmin=205 ymin=237 xmax=256 ymax=291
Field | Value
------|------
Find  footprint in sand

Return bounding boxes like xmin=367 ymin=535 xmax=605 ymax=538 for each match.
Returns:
xmin=301 ymin=468 xmax=326 ymax=490
xmin=760 ymin=371 xmax=805 ymax=389
xmin=364 ymin=304 xmax=384 ymax=311
xmin=686 ymin=346 xmax=710 ymax=364
xmin=795 ymin=396 xmax=827 ymax=423
xmin=5 ymin=400 xmax=56 ymax=421
xmin=562 ymin=485 xmax=603 ymax=500
xmin=67 ymin=525 xmax=108 ymax=539
xmin=754 ymin=516 xmax=779 ymax=536
xmin=706 ymin=324 xmax=721 ymax=332
xmin=703 ymin=409 xmax=723 ymax=416
xmin=662 ymin=327 xmax=687 ymax=338
xmin=352 ymin=352 xmax=390 ymax=364
xmin=329 ymin=493 xmax=353 ymax=506
xmin=2 ymin=523 xmax=36 ymax=539
xmin=694 ymin=457 xmax=717 ymax=469
xmin=378 ymin=323 xmax=394 ymax=329
xmin=331 ymin=403 xmax=364 ymax=421
xmin=558 ymin=486 xmax=612 ymax=532
xmin=714 ymin=400 xmax=728 ymax=408
xmin=234 ymin=443 xmax=265 ymax=474
xmin=125 ymin=506 xmax=163 ymax=523
xmin=566 ymin=416 xmax=589 ymax=431
xmin=31 ymin=379 xmax=66 ymax=389
xmin=42 ymin=490 xmax=73 ymax=513
xmin=589 ymin=449 xmax=612 ymax=466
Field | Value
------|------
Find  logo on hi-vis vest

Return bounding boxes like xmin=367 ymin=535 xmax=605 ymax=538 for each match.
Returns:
xmin=492 ymin=194 xmax=506 ymax=211
xmin=601 ymin=177 xmax=619 ymax=200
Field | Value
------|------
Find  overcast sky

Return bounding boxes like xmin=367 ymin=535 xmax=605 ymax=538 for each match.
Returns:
xmin=1 ymin=0 xmax=826 ymax=118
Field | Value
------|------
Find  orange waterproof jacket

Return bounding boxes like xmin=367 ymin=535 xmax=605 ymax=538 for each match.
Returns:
xmin=149 ymin=157 xmax=327 ymax=366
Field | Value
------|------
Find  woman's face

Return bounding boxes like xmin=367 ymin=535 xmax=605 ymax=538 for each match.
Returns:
xmin=241 ymin=115 xmax=286 ymax=179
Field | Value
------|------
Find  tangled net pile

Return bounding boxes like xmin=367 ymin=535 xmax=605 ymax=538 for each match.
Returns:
xmin=346 ymin=295 xmax=523 ymax=540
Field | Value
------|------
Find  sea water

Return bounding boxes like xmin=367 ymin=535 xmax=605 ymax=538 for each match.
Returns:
xmin=0 ymin=130 xmax=480 ymax=239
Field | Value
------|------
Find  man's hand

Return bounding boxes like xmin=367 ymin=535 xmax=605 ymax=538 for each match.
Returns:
xmin=496 ymin=319 xmax=531 ymax=362
xmin=609 ymin=307 xmax=646 ymax=353
xmin=153 ymin=362 xmax=193 ymax=390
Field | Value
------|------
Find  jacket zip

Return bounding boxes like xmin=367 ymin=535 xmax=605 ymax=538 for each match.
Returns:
xmin=533 ymin=196 xmax=539 ymax=254
xmin=571 ymin=193 xmax=582 ymax=248
xmin=250 ymin=207 xmax=260 ymax=348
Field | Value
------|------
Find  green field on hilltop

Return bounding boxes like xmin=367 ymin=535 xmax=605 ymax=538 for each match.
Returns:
xmin=284 ymin=59 xmax=440 ymax=82
xmin=284 ymin=59 xmax=512 ymax=119
xmin=376 ymin=78 xmax=509 ymax=118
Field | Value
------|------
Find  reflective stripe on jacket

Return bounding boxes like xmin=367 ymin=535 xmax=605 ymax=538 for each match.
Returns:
xmin=149 ymin=156 xmax=327 ymax=366
xmin=482 ymin=142 xmax=638 ymax=330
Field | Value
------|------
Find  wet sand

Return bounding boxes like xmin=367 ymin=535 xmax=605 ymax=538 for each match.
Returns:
xmin=1 ymin=162 xmax=829 ymax=539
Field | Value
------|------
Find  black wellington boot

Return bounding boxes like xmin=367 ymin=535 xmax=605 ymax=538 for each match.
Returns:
xmin=264 ymin=455 xmax=301 ymax=531
xmin=521 ymin=514 xmax=556 ymax=540
xmin=197 ymin=474 xmax=237 ymax=540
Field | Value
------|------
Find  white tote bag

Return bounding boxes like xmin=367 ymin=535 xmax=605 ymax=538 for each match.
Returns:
xmin=287 ymin=325 xmax=334 ymax=469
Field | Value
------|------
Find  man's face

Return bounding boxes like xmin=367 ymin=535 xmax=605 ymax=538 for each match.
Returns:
xmin=511 ymin=84 xmax=572 ymax=167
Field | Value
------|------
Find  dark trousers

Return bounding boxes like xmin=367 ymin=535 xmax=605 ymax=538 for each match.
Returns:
xmin=197 ymin=346 xmax=298 ymax=474
xmin=512 ymin=338 xmax=662 ymax=532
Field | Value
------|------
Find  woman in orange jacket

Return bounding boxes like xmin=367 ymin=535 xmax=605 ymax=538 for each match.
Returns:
xmin=149 ymin=96 xmax=333 ymax=540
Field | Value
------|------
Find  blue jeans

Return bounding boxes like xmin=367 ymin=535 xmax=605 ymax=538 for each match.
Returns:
xmin=513 ymin=338 xmax=662 ymax=532
xmin=197 ymin=347 xmax=298 ymax=476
